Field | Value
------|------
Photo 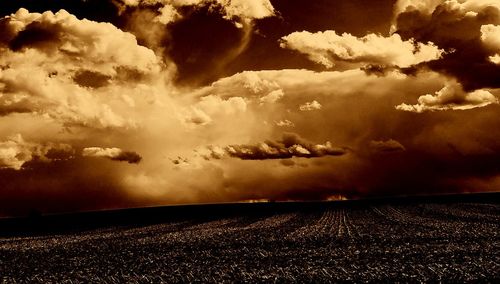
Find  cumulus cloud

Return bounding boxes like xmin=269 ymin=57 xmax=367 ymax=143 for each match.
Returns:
xmin=391 ymin=0 xmax=445 ymax=32
xmin=82 ymin=147 xmax=142 ymax=164
xmin=0 ymin=9 xmax=165 ymax=129
xmin=1 ymin=8 xmax=160 ymax=75
xmin=481 ymin=24 xmax=500 ymax=50
xmin=216 ymin=0 xmax=275 ymax=21
xmin=0 ymin=134 xmax=73 ymax=170
xmin=369 ymin=139 xmax=406 ymax=153
xmin=396 ymin=81 xmax=498 ymax=112
xmin=481 ymin=24 xmax=500 ymax=62
xmin=299 ymin=100 xmax=322 ymax=111
xmin=202 ymin=133 xmax=348 ymax=160
xmin=280 ymin=31 xmax=443 ymax=68
xmin=393 ymin=0 xmax=500 ymax=90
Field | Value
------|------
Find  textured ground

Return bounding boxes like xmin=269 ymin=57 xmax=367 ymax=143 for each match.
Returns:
xmin=1 ymin=199 xmax=499 ymax=282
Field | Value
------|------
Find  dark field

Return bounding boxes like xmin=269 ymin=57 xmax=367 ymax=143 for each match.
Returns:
xmin=1 ymin=194 xmax=499 ymax=282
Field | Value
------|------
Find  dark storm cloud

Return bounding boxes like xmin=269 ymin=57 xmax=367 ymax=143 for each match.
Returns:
xmin=110 ymin=0 xmax=398 ymax=86
xmin=193 ymin=68 xmax=500 ymax=201
xmin=353 ymin=148 xmax=500 ymax=198
xmin=0 ymin=0 xmax=398 ymax=87
xmin=0 ymin=157 xmax=146 ymax=217
xmin=73 ymin=70 xmax=111 ymax=89
xmin=105 ymin=1 xmax=271 ymax=86
xmin=0 ymin=0 xmax=499 ymax=216
xmin=394 ymin=0 xmax=500 ymax=91
xmin=111 ymin=151 xmax=142 ymax=164
xmin=164 ymin=5 xmax=249 ymax=86
xmin=0 ymin=134 xmax=74 ymax=170
xmin=203 ymin=133 xmax=348 ymax=160
xmin=369 ymin=139 xmax=406 ymax=153
xmin=5 ymin=19 xmax=63 ymax=52
xmin=360 ymin=64 xmax=397 ymax=76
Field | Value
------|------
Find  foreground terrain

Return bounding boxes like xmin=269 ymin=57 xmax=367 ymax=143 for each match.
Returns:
xmin=0 ymin=194 xmax=499 ymax=282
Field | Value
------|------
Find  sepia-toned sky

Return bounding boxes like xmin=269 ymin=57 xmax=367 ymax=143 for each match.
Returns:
xmin=0 ymin=0 xmax=499 ymax=216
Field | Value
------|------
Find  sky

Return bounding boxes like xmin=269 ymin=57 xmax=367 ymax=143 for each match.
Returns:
xmin=0 ymin=0 xmax=499 ymax=216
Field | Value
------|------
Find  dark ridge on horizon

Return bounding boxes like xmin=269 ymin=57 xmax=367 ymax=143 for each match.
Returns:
xmin=1 ymin=192 xmax=498 ymax=236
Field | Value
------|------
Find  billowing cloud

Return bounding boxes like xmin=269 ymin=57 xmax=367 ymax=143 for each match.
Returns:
xmin=393 ymin=0 xmax=500 ymax=90
xmin=0 ymin=2 xmax=499 ymax=216
xmin=396 ymin=81 xmax=499 ymax=112
xmin=1 ymin=8 xmax=160 ymax=75
xmin=481 ymin=24 xmax=500 ymax=63
xmin=216 ymin=0 xmax=275 ymax=21
xmin=280 ymin=31 xmax=443 ymax=68
xmin=481 ymin=24 xmax=500 ymax=50
xmin=299 ymin=100 xmax=322 ymax=111
xmin=120 ymin=0 xmax=272 ymax=86
xmin=0 ymin=134 xmax=73 ymax=170
xmin=0 ymin=8 xmax=164 ymax=129
xmin=82 ymin=147 xmax=142 ymax=164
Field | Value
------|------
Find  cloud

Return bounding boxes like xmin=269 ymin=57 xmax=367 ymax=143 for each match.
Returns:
xmin=82 ymin=147 xmax=142 ymax=164
xmin=115 ymin=0 xmax=275 ymax=22
xmin=396 ymin=81 xmax=498 ymax=112
xmin=215 ymin=0 xmax=275 ymax=21
xmin=202 ymin=132 xmax=348 ymax=160
xmin=183 ymin=95 xmax=247 ymax=125
xmin=1 ymin=4 xmax=500 ymax=215
xmin=394 ymin=0 xmax=500 ymax=19
xmin=369 ymin=139 xmax=406 ymax=153
xmin=155 ymin=4 xmax=180 ymax=25
xmin=0 ymin=63 xmax=498 ymax=214
xmin=275 ymin=119 xmax=295 ymax=127
xmin=481 ymin=24 xmax=500 ymax=50
xmin=489 ymin=54 xmax=500 ymax=64
xmin=181 ymin=68 xmax=500 ymax=201
xmin=260 ymin=89 xmax=284 ymax=105
xmin=393 ymin=0 xmax=500 ymax=90
xmin=112 ymin=0 xmax=275 ymax=87
xmin=0 ymin=134 xmax=73 ymax=170
xmin=2 ymin=8 xmax=160 ymax=75
xmin=299 ymin=100 xmax=322 ymax=111
xmin=0 ymin=9 xmax=165 ymax=129
xmin=280 ymin=31 xmax=443 ymax=68
xmin=481 ymin=24 xmax=500 ymax=62
xmin=391 ymin=0 xmax=445 ymax=31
